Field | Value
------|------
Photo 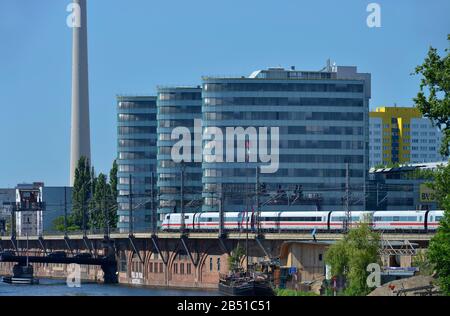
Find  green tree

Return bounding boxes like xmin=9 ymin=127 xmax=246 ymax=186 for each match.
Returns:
xmin=414 ymin=35 xmax=450 ymax=295
xmin=52 ymin=216 xmax=79 ymax=232
xmin=413 ymin=34 xmax=450 ymax=156
xmin=71 ymin=156 xmax=92 ymax=229
xmin=109 ymin=160 xmax=118 ymax=203
xmin=426 ymin=164 xmax=450 ymax=295
xmin=325 ymin=223 xmax=380 ymax=296
xmin=108 ymin=160 xmax=118 ymax=228
xmin=228 ymin=245 xmax=246 ymax=271
xmin=413 ymin=250 xmax=435 ymax=276
xmin=90 ymin=173 xmax=111 ymax=230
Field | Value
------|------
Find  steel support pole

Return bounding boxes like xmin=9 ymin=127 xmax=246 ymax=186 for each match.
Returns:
xmin=129 ymin=174 xmax=133 ymax=235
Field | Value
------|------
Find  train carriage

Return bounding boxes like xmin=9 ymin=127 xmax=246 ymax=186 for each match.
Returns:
xmin=427 ymin=211 xmax=444 ymax=231
xmin=372 ymin=211 xmax=426 ymax=231
xmin=161 ymin=210 xmax=445 ymax=233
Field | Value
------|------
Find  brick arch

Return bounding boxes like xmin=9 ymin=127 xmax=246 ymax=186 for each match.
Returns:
xmin=127 ymin=250 xmax=145 ymax=278
xmin=197 ymin=242 xmax=228 ymax=283
xmin=143 ymin=250 xmax=155 ymax=279
xmin=166 ymin=242 xmax=184 ymax=282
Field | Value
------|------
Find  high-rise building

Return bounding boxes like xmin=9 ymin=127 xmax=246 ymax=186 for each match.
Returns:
xmin=369 ymin=107 xmax=444 ymax=167
xmin=116 ymin=96 xmax=157 ymax=232
xmin=156 ymin=87 xmax=202 ymax=223
xmin=70 ymin=0 xmax=91 ymax=186
xmin=201 ymin=64 xmax=371 ymax=213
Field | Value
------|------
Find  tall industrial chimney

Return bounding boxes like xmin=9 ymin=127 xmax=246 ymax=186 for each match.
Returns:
xmin=70 ymin=0 xmax=91 ymax=186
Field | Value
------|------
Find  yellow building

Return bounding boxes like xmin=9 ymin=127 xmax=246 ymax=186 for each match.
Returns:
xmin=369 ymin=107 xmax=442 ymax=166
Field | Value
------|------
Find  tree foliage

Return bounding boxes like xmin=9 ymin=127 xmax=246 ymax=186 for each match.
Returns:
xmin=426 ymin=164 xmax=450 ymax=295
xmin=228 ymin=245 xmax=246 ymax=271
xmin=413 ymin=34 xmax=450 ymax=157
xmin=413 ymin=250 xmax=435 ymax=276
xmin=71 ymin=156 xmax=92 ymax=229
xmin=325 ymin=223 xmax=380 ymax=296
xmin=109 ymin=160 xmax=118 ymax=228
xmin=53 ymin=158 xmax=118 ymax=232
xmin=414 ymin=35 xmax=450 ymax=295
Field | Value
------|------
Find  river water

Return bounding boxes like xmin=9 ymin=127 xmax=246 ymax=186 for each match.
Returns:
xmin=0 ymin=277 xmax=219 ymax=296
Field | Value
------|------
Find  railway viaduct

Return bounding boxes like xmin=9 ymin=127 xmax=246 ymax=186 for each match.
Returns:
xmin=0 ymin=232 xmax=435 ymax=289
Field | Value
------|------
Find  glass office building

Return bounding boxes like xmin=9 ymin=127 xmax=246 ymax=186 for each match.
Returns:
xmin=201 ymin=64 xmax=371 ymax=212
xmin=156 ymin=87 xmax=202 ymax=223
xmin=117 ymin=96 xmax=157 ymax=232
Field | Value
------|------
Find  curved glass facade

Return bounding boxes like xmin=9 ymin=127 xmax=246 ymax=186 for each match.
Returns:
xmin=202 ymin=67 xmax=371 ymax=212
xmin=117 ymin=96 xmax=157 ymax=232
xmin=156 ymin=87 xmax=202 ymax=222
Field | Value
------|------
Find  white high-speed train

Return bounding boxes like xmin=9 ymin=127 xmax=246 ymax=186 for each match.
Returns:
xmin=161 ymin=210 xmax=445 ymax=232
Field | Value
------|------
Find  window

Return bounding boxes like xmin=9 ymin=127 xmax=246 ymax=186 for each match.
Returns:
xmin=217 ymin=258 xmax=221 ymax=272
xmin=187 ymin=263 xmax=192 ymax=274
xmin=209 ymin=258 xmax=213 ymax=271
xmin=160 ymin=263 xmax=163 ymax=273
xmin=319 ymin=254 xmax=323 ymax=261
xmin=149 ymin=262 xmax=153 ymax=273
xmin=180 ymin=263 xmax=184 ymax=275
xmin=119 ymin=251 xmax=127 ymax=272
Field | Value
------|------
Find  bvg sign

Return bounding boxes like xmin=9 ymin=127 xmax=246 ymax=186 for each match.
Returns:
xmin=420 ymin=184 xmax=436 ymax=202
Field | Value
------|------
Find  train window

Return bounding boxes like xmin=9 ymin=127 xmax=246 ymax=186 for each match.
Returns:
xmin=185 ymin=215 xmax=189 ymax=219
xmin=393 ymin=216 xmax=399 ymax=222
xmin=374 ymin=216 xmax=391 ymax=221
xmin=166 ymin=215 xmax=170 ymax=219
xmin=436 ymin=216 xmax=443 ymax=221
xmin=283 ymin=217 xmax=322 ymax=222
xmin=262 ymin=217 xmax=278 ymax=221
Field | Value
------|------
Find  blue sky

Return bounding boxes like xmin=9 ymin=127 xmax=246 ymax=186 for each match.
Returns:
xmin=0 ymin=0 xmax=449 ymax=188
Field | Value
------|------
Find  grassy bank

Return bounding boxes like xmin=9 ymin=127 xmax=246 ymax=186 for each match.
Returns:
xmin=275 ymin=288 xmax=319 ymax=296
